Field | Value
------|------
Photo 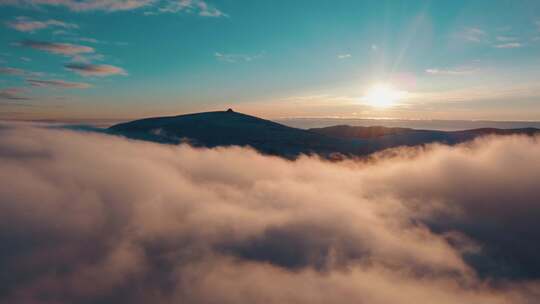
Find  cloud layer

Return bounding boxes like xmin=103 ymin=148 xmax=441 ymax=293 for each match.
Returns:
xmin=0 ymin=124 xmax=539 ymax=303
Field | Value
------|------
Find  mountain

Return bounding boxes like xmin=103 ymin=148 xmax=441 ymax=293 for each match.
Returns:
xmin=308 ymin=125 xmax=413 ymax=139
xmin=108 ymin=110 xmax=540 ymax=158
xmin=108 ymin=109 xmax=369 ymax=158
xmin=309 ymin=125 xmax=540 ymax=146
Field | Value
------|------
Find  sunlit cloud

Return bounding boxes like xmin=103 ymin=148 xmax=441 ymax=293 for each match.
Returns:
xmin=27 ymin=79 xmax=92 ymax=89
xmin=70 ymin=53 xmax=105 ymax=64
xmin=5 ymin=16 xmax=78 ymax=32
xmin=337 ymin=54 xmax=352 ymax=59
xmin=0 ymin=0 xmax=155 ymax=12
xmin=0 ymin=125 xmax=539 ymax=303
xmin=0 ymin=87 xmax=29 ymax=100
xmin=19 ymin=40 xmax=94 ymax=56
xmin=411 ymin=83 xmax=540 ymax=104
xmin=65 ymin=63 xmax=128 ymax=77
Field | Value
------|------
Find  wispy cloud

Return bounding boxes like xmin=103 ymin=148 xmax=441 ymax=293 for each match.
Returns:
xmin=0 ymin=87 xmax=29 ymax=100
xmin=0 ymin=66 xmax=43 ymax=77
xmin=0 ymin=67 xmax=26 ymax=76
xmin=459 ymin=27 xmax=486 ymax=43
xmin=425 ymin=67 xmax=476 ymax=76
xmin=65 ymin=63 xmax=127 ymax=77
xmin=0 ymin=0 xmax=226 ymax=16
xmin=27 ymin=79 xmax=91 ymax=89
xmin=214 ymin=52 xmax=263 ymax=63
xmin=496 ymin=35 xmax=518 ymax=42
xmin=494 ymin=42 xmax=523 ymax=49
xmin=0 ymin=0 xmax=154 ymax=12
xmin=71 ymin=53 xmax=105 ymax=64
xmin=19 ymin=40 xmax=94 ymax=56
xmin=78 ymin=37 xmax=100 ymax=44
xmin=155 ymin=0 xmax=227 ymax=17
xmin=52 ymin=29 xmax=70 ymax=36
xmin=337 ymin=54 xmax=351 ymax=59
xmin=6 ymin=16 xmax=77 ymax=33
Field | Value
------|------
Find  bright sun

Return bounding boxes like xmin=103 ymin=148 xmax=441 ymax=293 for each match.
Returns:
xmin=364 ymin=83 xmax=402 ymax=108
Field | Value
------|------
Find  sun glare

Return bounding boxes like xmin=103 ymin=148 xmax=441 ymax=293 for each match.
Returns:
xmin=364 ymin=83 xmax=402 ymax=108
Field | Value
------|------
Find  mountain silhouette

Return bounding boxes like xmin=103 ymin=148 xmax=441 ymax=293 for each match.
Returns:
xmin=108 ymin=110 xmax=540 ymax=158
xmin=108 ymin=110 xmax=369 ymax=158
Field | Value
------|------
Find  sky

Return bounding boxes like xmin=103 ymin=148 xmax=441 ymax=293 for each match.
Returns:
xmin=0 ymin=0 xmax=540 ymax=121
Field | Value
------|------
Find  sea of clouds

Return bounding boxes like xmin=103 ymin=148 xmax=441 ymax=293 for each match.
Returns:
xmin=0 ymin=122 xmax=539 ymax=303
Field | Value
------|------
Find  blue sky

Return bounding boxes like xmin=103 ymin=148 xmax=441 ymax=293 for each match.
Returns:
xmin=1 ymin=0 xmax=540 ymax=121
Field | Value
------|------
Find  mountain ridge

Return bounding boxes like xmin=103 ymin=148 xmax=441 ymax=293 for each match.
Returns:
xmin=108 ymin=110 xmax=540 ymax=158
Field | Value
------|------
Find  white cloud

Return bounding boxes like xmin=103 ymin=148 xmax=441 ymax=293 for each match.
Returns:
xmin=459 ymin=27 xmax=486 ymax=43
xmin=157 ymin=0 xmax=227 ymax=17
xmin=425 ymin=67 xmax=476 ymax=76
xmin=496 ymin=35 xmax=517 ymax=42
xmin=337 ymin=54 xmax=351 ymax=59
xmin=215 ymin=52 xmax=264 ymax=63
xmin=78 ymin=37 xmax=100 ymax=44
xmin=494 ymin=42 xmax=523 ymax=49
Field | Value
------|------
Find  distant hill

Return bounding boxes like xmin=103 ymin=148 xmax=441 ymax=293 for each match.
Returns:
xmin=309 ymin=125 xmax=540 ymax=145
xmin=108 ymin=110 xmax=540 ymax=158
xmin=308 ymin=125 xmax=413 ymax=139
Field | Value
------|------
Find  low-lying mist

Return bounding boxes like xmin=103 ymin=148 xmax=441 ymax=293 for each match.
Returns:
xmin=1 ymin=122 xmax=539 ymax=303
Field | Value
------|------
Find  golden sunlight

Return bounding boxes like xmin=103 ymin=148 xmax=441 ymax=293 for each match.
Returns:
xmin=363 ymin=83 xmax=403 ymax=108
